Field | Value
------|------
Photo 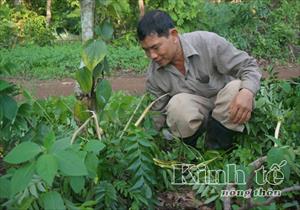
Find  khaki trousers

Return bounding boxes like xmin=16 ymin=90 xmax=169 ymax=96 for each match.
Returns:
xmin=166 ymin=80 xmax=244 ymax=138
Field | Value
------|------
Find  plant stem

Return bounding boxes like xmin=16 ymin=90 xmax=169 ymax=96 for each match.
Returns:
xmin=120 ymin=94 xmax=146 ymax=139
xmin=90 ymin=110 xmax=102 ymax=140
xmin=274 ymin=120 xmax=282 ymax=146
xmin=135 ymin=93 xmax=169 ymax=127
xmin=71 ymin=117 xmax=92 ymax=144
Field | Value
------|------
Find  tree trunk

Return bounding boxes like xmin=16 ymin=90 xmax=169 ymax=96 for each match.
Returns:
xmin=80 ymin=0 xmax=95 ymax=42
xmin=46 ymin=0 xmax=52 ymax=26
xmin=138 ymin=0 xmax=145 ymax=18
xmin=14 ymin=0 xmax=23 ymax=6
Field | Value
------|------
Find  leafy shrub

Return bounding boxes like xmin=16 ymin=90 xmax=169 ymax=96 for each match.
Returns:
xmin=0 ymin=76 xmax=300 ymax=209
xmin=0 ymin=4 xmax=55 ymax=47
xmin=12 ymin=7 xmax=55 ymax=46
xmin=0 ymin=4 xmax=18 ymax=48
xmin=146 ymin=0 xmax=205 ymax=32
xmin=23 ymin=14 xmax=54 ymax=46
xmin=200 ymin=0 xmax=300 ymax=60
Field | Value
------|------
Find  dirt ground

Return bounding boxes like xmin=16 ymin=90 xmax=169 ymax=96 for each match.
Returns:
xmin=4 ymin=64 xmax=300 ymax=99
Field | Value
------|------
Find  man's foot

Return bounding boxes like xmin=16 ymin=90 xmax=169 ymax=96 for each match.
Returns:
xmin=204 ymin=115 xmax=236 ymax=150
xmin=182 ymin=124 xmax=205 ymax=148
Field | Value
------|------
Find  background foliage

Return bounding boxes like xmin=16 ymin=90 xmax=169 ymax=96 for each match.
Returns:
xmin=1 ymin=0 xmax=299 ymax=67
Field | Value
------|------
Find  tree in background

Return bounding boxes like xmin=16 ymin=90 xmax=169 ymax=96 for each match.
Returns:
xmin=138 ymin=0 xmax=144 ymax=17
xmin=80 ymin=0 xmax=95 ymax=42
xmin=46 ymin=0 xmax=51 ymax=26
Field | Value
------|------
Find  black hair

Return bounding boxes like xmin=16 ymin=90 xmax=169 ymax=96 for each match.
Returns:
xmin=137 ymin=10 xmax=175 ymax=41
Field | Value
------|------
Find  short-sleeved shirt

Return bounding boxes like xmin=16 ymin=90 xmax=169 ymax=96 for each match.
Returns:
xmin=145 ymin=31 xmax=262 ymax=112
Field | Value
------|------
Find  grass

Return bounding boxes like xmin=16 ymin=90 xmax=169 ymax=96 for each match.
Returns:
xmin=0 ymin=41 xmax=149 ymax=80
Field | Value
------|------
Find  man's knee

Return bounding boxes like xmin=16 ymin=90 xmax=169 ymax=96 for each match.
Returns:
xmin=212 ymin=80 xmax=245 ymax=132
xmin=166 ymin=93 xmax=207 ymax=138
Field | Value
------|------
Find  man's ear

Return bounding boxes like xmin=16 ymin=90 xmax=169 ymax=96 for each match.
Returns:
xmin=169 ymin=28 xmax=179 ymax=42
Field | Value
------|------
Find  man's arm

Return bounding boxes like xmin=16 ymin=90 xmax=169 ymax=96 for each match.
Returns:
xmin=212 ymin=34 xmax=262 ymax=124
xmin=146 ymin=74 xmax=170 ymax=130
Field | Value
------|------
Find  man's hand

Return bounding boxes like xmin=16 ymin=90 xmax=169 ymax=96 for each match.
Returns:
xmin=229 ymin=88 xmax=254 ymax=124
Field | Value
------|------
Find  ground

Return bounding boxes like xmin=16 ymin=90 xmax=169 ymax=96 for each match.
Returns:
xmin=4 ymin=64 xmax=300 ymax=99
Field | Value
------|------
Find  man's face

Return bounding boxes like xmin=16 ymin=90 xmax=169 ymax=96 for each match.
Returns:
xmin=140 ymin=31 xmax=178 ymax=66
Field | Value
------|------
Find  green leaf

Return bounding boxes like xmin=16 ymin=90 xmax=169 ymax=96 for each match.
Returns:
xmin=204 ymin=194 xmax=219 ymax=204
xmin=4 ymin=141 xmax=43 ymax=164
xmin=129 ymin=177 xmax=144 ymax=191
xmin=85 ymin=152 xmax=99 ymax=178
xmin=49 ymin=137 xmax=72 ymax=154
xmin=70 ymin=176 xmax=85 ymax=194
xmin=95 ymin=79 xmax=112 ymax=110
xmin=43 ymin=130 xmax=56 ymax=151
xmin=84 ymin=140 xmax=105 ymax=154
xmin=36 ymin=154 xmax=58 ymax=186
xmin=42 ymin=191 xmax=66 ymax=210
xmin=74 ymin=100 xmax=90 ymax=122
xmin=139 ymin=139 xmax=152 ymax=147
xmin=75 ymin=68 xmax=92 ymax=94
xmin=95 ymin=181 xmax=117 ymax=207
xmin=281 ymin=82 xmax=291 ymax=94
xmin=0 ymin=95 xmax=18 ymax=120
xmin=144 ymin=183 xmax=152 ymax=199
xmin=100 ymin=21 xmax=114 ymax=40
xmin=267 ymin=147 xmax=291 ymax=181
xmin=0 ymin=80 xmax=13 ymax=92
xmin=55 ymin=150 xmax=88 ymax=176
xmin=10 ymin=162 xmax=35 ymax=196
xmin=0 ymin=103 xmax=3 ymax=122
xmin=82 ymin=39 xmax=107 ymax=71
xmin=93 ymin=57 xmax=109 ymax=79
xmin=0 ymin=177 xmax=10 ymax=198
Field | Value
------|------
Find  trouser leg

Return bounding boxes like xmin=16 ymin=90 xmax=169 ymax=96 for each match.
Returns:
xmin=212 ymin=80 xmax=244 ymax=132
xmin=205 ymin=80 xmax=244 ymax=150
xmin=166 ymin=93 xmax=213 ymax=146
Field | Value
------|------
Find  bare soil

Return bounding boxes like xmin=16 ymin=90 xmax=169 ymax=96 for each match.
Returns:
xmin=4 ymin=64 xmax=300 ymax=99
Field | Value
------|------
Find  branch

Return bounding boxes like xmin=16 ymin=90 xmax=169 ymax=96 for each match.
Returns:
xmin=274 ymin=120 xmax=282 ymax=146
xmin=238 ymin=156 xmax=267 ymax=210
xmin=256 ymin=185 xmax=300 ymax=207
xmin=119 ymin=94 xmax=146 ymax=139
xmin=246 ymin=156 xmax=267 ymax=190
xmin=239 ymin=185 xmax=300 ymax=210
xmin=89 ymin=110 xmax=103 ymax=140
xmin=134 ymin=93 xmax=169 ymax=127
xmin=223 ymin=183 xmax=235 ymax=210
xmin=249 ymin=156 xmax=267 ymax=169
xmin=71 ymin=117 xmax=92 ymax=144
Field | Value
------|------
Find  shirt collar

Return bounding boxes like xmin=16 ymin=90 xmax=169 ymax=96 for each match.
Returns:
xmin=179 ymin=34 xmax=199 ymax=58
xmin=152 ymin=34 xmax=199 ymax=71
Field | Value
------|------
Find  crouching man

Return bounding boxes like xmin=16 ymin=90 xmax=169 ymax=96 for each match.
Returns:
xmin=137 ymin=10 xmax=261 ymax=149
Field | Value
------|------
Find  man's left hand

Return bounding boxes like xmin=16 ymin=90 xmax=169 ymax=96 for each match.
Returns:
xmin=229 ymin=88 xmax=254 ymax=124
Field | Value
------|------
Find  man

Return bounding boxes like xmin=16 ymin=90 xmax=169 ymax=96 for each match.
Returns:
xmin=137 ymin=10 xmax=261 ymax=149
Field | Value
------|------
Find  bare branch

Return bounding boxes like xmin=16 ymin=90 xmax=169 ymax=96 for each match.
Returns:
xmin=71 ymin=117 xmax=92 ymax=144
xmin=274 ymin=120 xmax=282 ymax=146
xmin=90 ymin=110 xmax=103 ymax=140
xmin=239 ymin=185 xmax=300 ymax=210
xmin=223 ymin=183 xmax=235 ymax=210
xmin=120 ymin=94 xmax=146 ymax=139
xmin=249 ymin=156 xmax=267 ymax=169
xmin=135 ymin=93 xmax=169 ymax=127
